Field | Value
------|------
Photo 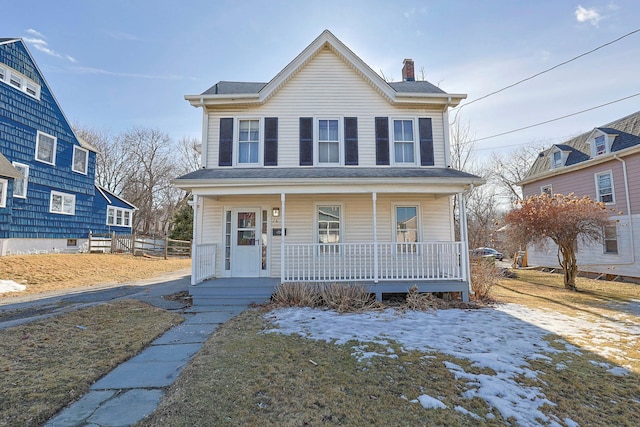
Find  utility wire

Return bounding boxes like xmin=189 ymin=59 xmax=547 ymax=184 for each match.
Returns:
xmin=470 ymin=91 xmax=640 ymax=144
xmin=451 ymin=27 xmax=640 ymax=123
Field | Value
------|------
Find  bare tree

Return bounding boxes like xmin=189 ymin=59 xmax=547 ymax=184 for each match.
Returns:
xmin=176 ymin=136 xmax=202 ymax=174
xmin=489 ymin=144 xmax=545 ymax=205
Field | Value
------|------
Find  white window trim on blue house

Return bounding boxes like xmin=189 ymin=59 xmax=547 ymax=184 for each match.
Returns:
xmin=0 ymin=179 xmax=7 ymax=208
xmin=50 ymin=190 xmax=75 ymax=215
xmin=11 ymin=162 xmax=28 ymax=198
xmin=35 ymin=130 xmax=57 ymax=165
xmin=107 ymin=206 xmax=132 ymax=227
xmin=72 ymin=145 xmax=89 ymax=174
xmin=0 ymin=62 xmax=41 ymax=100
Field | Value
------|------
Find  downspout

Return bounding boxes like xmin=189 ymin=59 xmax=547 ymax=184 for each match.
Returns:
xmin=611 ymin=155 xmax=635 ymax=264
xmin=190 ymin=194 xmax=199 ymax=285
xmin=460 ymin=184 xmax=474 ymax=298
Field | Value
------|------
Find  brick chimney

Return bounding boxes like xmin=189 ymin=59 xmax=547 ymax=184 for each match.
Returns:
xmin=402 ymin=58 xmax=415 ymax=81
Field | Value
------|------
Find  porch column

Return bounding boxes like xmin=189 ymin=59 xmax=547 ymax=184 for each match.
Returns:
xmin=372 ymin=192 xmax=378 ymax=283
xmin=280 ymin=193 xmax=286 ymax=282
xmin=458 ymin=192 xmax=471 ymax=302
xmin=190 ymin=195 xmax=199 ymax=286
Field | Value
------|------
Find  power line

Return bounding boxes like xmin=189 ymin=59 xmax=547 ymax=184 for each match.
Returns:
xmin=451 ymin=27 xmax=640 ymax=119
xmin=470 ymin=91 xmax=640 ymax=145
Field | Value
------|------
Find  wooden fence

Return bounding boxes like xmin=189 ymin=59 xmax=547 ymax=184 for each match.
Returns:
xmin=88 ymin=231 xmax=191 ymax=259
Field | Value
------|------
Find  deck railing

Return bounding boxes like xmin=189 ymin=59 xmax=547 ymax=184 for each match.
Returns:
xmin=283 ymin=241 xmax=464 ymax=282
xmin=192 ymin=243 xmax=216 ymax=285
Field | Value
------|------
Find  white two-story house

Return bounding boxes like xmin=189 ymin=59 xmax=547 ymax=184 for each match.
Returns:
xmin=175 ymin=30 xmax=484 ymax=303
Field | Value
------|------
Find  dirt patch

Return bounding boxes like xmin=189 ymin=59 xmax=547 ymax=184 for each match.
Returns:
xmin=0 ymin=253 xmax=191 ymax=299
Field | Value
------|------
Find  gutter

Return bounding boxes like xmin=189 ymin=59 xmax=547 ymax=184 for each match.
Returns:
xmin=609 ymin=154 xmax=635 ymax=265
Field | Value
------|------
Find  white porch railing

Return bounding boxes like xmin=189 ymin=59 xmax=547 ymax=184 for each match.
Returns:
xmin=192 ymin=243 xmax=216 ymax=285
xmin=283 ymin=242 xmax=464 ymax=282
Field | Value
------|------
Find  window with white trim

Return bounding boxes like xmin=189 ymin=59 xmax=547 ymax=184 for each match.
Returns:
xmin=0 ymin=179 xmax=7 ymax=208
xmin=35 ymin=131 xmax=56 ymax=165
xmin=595 ymin=171 xmax=614 ymax=204
xmin=317 ymin=205 xmax=341 ymax=254
xmin=318 ymin=119 xmax=340 ymax=164
xmin=541 ymin=185 xmax=552 ymax=196
xmin=72 ymin=146 xmax=89 ymax=174
xmin=12 ymin=162 xmax=28 ymax=198
xmin=0 ymin=63 xmax=41 ymax=99
xmin=552 ymin=151 xmax=562 ymax=168
xmin=107 ymin=206 xmax=132 ymax=227
xmin=594 ymin=135 xmax=606 ymax=156
xmin=395 ymin=206 xmax=418 ymax=252
xmin=393 ymin=119 xmax=415 ymax=164
xmin=237 ymin=119 xmax=260 ymax=164
xmin=50 ymin=191 xmax=75 ymax=215
xmin=603 ymin=224 xmax=618 ymax=254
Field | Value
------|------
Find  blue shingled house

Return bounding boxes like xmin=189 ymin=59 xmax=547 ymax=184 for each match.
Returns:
xmin=0 ymin=38 xmax=135 ymax=255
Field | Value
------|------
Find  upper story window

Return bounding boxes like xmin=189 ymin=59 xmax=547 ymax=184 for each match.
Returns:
xmin=0 ymin=179 xmax=7 ymax=208
xmin=50 ymin=190 xmax=75 ymax=215
xmin=72 ymin=146 xmax=89 ymax=174
xmin=238 ymin=119 xmax=260 ymax=164
xmin=318 ymin=119 xmax=340 ymax=164
xmin=594 ymin=135 xmax=606 ymax=156
xmin=35 ymin=131 xmax=57 ymax=165
xmin=11 ymin=162 xmax=28 ymax=198
xmin=552 ymin=151 xmax=562 ymax=168
xmin=393 ymin=119 xmax=415 ymax=164
xmin=0 ymin=62 xmax=41 ymax=99
xmin=595 ymin=171 xmax=614 ymax=204
xmin=541 ymin=185 xmax=552 ymax=196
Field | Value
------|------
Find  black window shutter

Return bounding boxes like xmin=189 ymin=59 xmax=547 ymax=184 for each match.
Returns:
xmin=264 ymin=117 xmax=278 ymax=166
xmin=419 ymin=118 xmax=434 ymax=166
xmin=218 ymin=118 xmax=233 ymax=167
xmin=299 ymin=117 xmax=313 ymax=166
xmin=344 ymin=117 xmax=358 ymax=165
xmin=375 ymin=117 xmax=389 ymax=165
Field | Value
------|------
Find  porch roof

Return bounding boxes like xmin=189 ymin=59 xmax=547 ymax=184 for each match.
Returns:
xmin=173 ymin=167 xmax=484 ymax=196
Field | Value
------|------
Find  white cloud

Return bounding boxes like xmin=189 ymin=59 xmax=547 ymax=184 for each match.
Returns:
xmin=71 ymin=66 xmax=182 ymax=80
xmin=25 ymin=28 xmax=45 ymax=38
xmin=23 ymin=30 xmax=76 ymax=63
xmin=575 ymin=5 xmax=602 ymax=26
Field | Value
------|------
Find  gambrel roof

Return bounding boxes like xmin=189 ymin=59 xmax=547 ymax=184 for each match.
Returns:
xmin=186 ymin=30 xmax=465 ymax=108
xmin=521 ymin=111 xmax=640 ymax=184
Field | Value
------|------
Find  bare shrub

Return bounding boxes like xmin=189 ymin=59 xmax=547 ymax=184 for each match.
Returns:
xmin=470 ymin=259 xmax=500 ymax=301
xmin=404 ymin=285 xmax=444 ymax=311
xmin=271 ymin=282 xmax=321 ymax=307
xmin=319 ymin=283 xmax=379 ymax=313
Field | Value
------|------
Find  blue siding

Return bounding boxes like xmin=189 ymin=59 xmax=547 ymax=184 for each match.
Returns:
xmin=0 ymin=40 xmax=131 ymax=240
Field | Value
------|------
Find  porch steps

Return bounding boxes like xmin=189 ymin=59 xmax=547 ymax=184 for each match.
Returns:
xmin=189 ymin=278 xmax=279 ymax=306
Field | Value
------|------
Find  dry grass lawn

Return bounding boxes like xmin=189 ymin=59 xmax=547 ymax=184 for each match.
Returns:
xmin=0 ymin=300 xmax=183 ymax=427
xmin=140 ymin=269 xmax=640 ymax=427
xmin=0 ymin=253 xmax=191 ymax=299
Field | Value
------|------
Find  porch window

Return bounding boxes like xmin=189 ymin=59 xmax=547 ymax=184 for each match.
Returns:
xmin=396 ymin=206 xmax=418 ymax=252
xmin=238 ymin=119 xmax=259 ymax=164
xmin=393 ymin=119 xmax=415 ymax=164
xmin=596 ymin=171 xmax=614 ymax=204
xmin=603 ymin=224 xmax=618 ymax=254
xmin=225 ymin=210 xmax=232 ymax=270
xmin=318 ymin=119 xmax=339 ymax=164
xmin=318 ymin=205 xmax=341 ymax=254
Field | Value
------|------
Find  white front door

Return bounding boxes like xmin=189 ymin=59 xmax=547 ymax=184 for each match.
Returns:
xmin=231 ymin=208 xmax=261 ymax=277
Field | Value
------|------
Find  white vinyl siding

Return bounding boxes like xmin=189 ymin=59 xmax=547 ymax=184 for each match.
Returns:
xmin=204 ymin=49 xmax=446 ymax=168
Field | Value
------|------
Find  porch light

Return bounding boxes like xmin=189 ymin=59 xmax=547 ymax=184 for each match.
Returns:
xmin=272 ymin=207 xmax=280 ymax=217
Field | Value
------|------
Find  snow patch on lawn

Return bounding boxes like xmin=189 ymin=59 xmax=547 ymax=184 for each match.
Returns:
xmin=415 ymin=394 xmax=446 ymax=409
xmin=0 ymin=280 xmax=26 ymax=294
xmin=265 ymin=303 xmax=636 ymax=426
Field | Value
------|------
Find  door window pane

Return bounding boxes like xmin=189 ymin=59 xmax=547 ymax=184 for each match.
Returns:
xmin=396 ymin=206 xmax=418 ymax=252
xmin=318 ymin=205 xmax=340 ymax=254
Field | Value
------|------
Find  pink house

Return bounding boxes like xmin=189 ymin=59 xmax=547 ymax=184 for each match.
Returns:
xmin=519 ymin=111 xmax=640 ymax=279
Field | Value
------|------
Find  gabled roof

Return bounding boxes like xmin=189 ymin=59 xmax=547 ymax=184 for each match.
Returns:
xmin=186 ymin=30 xmax=465 ymax=108
xmin=96 ymin=185 xmax=137 ymax=210
xmin=521 ymin=111 xmax=640 ymax=184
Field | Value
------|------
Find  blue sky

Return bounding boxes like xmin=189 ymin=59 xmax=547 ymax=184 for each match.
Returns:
xmin=3 ymin=0 xmax=639 ymax=158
